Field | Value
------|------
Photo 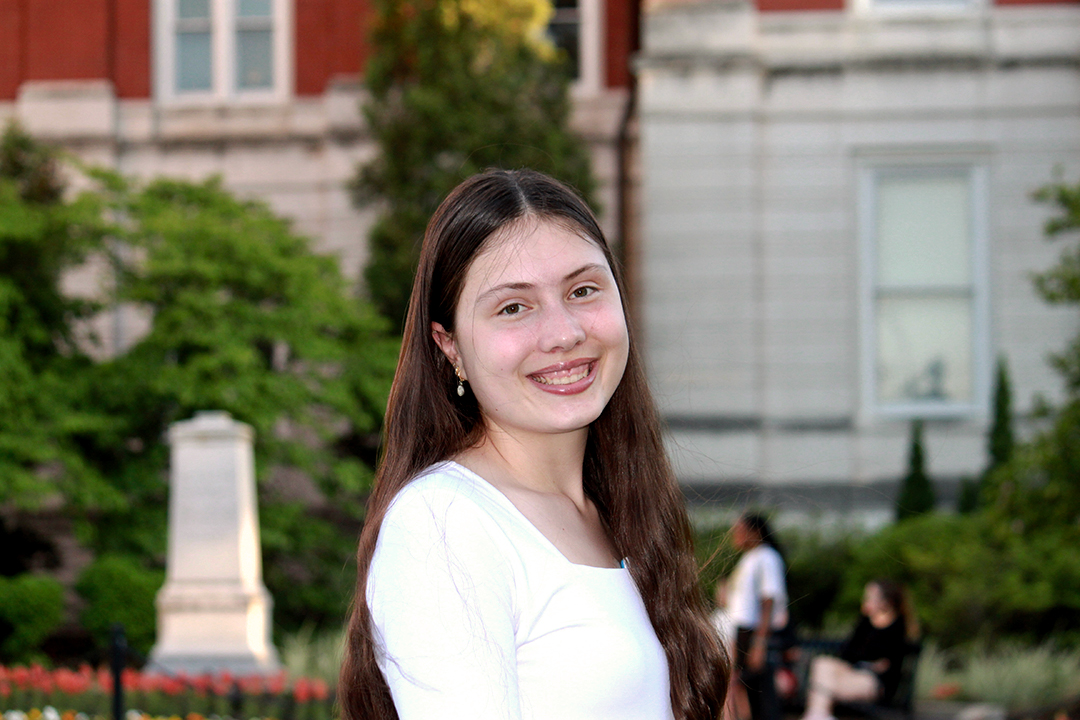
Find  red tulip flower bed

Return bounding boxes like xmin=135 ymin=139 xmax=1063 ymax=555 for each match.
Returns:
xmin=0 ymin=665 xmax=332 ymax=720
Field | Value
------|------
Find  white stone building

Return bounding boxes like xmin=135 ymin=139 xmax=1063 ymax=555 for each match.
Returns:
xmin=637 ymin=0 xmax=1080 ymax=521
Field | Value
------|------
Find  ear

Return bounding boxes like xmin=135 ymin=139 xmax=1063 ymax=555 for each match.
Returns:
xmin=431 ymin=322 xmax=463 ymax=378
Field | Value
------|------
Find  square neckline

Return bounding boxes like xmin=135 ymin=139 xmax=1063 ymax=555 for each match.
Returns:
xmin=439 ymin=460 xmax=630 ymax=573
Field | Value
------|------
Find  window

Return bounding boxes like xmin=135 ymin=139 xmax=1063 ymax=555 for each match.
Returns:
xmin=545 ymin=0 xmax=602 ymax=95
xmin=859 ymin=164 xmax=989 ymax=417
xmin=851 ymin=0 xmax=980 ymax=15
xmin=155 ymin=0 xmax=291 ymax=103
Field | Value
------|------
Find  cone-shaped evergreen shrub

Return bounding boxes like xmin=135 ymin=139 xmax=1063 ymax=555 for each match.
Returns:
xmin=896 ymin=419 xmax=935 ymax=521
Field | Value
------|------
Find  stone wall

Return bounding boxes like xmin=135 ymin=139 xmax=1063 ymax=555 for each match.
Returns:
xmin=639 ymin=0 xmax=1080 ymax=520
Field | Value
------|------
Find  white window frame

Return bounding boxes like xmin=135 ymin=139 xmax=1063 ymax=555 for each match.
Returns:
xmin=153 ymin=0 xmax=293 ymax=105
xmin=548 ymin=0 xmax=604 ymax=97
xmin=849 ymin=0 xmax=983 ymax=16
xmin=857 ymin=157 xmax=990 ymax=420
xmin=576 ymin=0 xmax=604 ymax=97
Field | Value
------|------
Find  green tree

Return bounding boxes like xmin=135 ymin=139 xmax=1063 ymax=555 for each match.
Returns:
xmin=78 ymin=171 xmax=398 ymax=631
xmin=896 ymin=419 xmax=935 ymax=521
xmin=959 ymin=356 xmax=1015 ymax=513
xmin=838 ymin=512 xmax=1080 ymax=647
xmin=984 ymin=178 xmax=1080 ymax=536
xmin=0 ymin=126 xmax=399 ymax=639
xmin=988 ymin=356 xmax=1016 ymax=470
xmin=355 ymin=0 xmax=596 ymax=326
xmin=0 ymin=123 xmax=119 ymax=511
xmin=973 ymin=177 xmax=1080 ymax=643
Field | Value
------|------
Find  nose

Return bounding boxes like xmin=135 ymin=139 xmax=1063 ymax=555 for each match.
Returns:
xmin=538 ymin=303 xmax=586 ymax=353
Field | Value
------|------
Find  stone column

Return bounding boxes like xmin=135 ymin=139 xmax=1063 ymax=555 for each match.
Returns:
xmin=150 ymin=411 xmax=280 ymax=675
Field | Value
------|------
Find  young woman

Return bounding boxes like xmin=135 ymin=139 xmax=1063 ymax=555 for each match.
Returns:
xmin=800 ymin=580 xmax=919 ymax=720
xmin=338 ymin=169 xmax=728 ymax=720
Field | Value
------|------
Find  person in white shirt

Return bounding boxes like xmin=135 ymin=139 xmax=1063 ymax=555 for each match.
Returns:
xmin=727 ymin=513 xmax=789 ymax=720
xmin=338 ymin=169 xmax=728 ymax=720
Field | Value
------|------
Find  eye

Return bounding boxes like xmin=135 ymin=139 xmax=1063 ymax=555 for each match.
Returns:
xmin=570 ymin=286 xmax=597 ymax=299
xmin=499 ymin=302 xmax=524 ymax=316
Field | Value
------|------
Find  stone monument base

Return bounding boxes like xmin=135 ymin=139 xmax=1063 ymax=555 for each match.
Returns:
xmin=150 ymin=581 xmax=279 ymax=676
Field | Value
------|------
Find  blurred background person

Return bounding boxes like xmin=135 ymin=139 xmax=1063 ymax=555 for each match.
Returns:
xmin=727 ymin=513 xmax=789 ymax=720
xmin=800 ymin=579 xmax=920 ymax=720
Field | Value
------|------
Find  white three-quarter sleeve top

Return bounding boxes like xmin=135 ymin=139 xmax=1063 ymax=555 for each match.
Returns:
xmin=366 ymin=461 xmax=674 ymax=720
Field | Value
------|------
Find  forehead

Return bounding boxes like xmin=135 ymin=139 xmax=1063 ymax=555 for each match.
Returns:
xmin=463 ymin=218 xmax=610 ymax=290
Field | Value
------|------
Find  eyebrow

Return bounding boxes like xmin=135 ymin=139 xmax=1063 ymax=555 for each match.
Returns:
xmin=475 ymin=263 xmax=609 ymax=305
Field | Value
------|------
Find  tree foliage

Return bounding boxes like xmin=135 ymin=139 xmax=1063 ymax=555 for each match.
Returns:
xmin=84 ymin=171 xmax=397 ymax=631
xmin=0 ymin=123 xmax=119 ymax=511
xmin=982 ymin=178 xmax=1080 ymax=539
xmin=76 ymin=555 xmax=163 ymax=657
xmin=838 ymin=513 xmax=1080 ymax=648
xmin=988 ymin=356 xmax=1016 ymax=470
xmin=355 ymin=0 xmax=596 ymax=326
xmin=960 ymin=356 xmax=1016 ymax=513
xmin=0 ymin=573 xmax=66 ymax=662
xmin=0 ymin=124 xmax=398 ymax=645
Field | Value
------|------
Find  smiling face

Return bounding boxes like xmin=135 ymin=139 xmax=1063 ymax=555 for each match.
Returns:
xmin=432 ymin=218 xmax=629 ymax=443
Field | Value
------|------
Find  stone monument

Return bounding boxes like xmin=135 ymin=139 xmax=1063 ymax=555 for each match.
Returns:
xmin=150 ymin=411 xmax=279 ymax=674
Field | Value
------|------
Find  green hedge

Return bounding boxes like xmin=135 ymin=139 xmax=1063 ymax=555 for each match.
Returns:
xmin=76 ymin=555 xmax=164 ymax=657
xmin=0 ymin=573 xmax=65 ymax=662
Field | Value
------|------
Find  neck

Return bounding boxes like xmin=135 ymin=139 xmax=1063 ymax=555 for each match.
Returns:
xmin=461 ymin=424 xmax=590 ymax=507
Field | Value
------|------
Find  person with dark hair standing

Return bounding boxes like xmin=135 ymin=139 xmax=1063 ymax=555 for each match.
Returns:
xmin=338 ymin=169 xmax=728 ymax=720
xmin=799 ymin=580 xmax=919 ymax=720
xmin=728 ymin=513 xmax=789 ymax=720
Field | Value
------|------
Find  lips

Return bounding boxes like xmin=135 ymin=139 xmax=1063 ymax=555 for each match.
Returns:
xmin=528 ymin=358 xmax=597 ymax=394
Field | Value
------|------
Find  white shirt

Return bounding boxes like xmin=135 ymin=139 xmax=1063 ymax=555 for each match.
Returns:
xmin=726 ymin=544 xmax=789 ymax=630
xmin=367 ymin=461 xmax=674 ymax=720
xmin=711 ymin=607 xmax=735 ymax=652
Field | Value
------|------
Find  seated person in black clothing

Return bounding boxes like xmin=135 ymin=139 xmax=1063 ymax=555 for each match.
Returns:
xmin=800 ymin=579 xmax=919 ymax=720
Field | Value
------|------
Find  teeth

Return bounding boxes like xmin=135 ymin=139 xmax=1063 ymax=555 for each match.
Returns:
xmin=534 ymin=367 xmax=590 ymax=385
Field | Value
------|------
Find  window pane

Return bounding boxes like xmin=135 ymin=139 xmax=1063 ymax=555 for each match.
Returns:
xmin=548 ymin=18 xmax=580 ymax=78
xmin=238 ymin=0 xmax=272 ymax=17
xmin=237 ymin=28 xmax=273 ymax=89
xmin=877 ymin=174 xmax=970 ymax=287
xmin=176 ymin=31 xmax=212 ymax=91
xmin=876 ymin=295 xmax=972 ymax=404
xmin=178 ymin=0 xmax=209 ymax=20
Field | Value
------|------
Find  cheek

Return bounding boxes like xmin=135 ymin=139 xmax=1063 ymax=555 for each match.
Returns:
xmin=588 ymin=305 xmax=630 ymax=363
xmin=466 ymin=325 xmax=535 ymax=378
xmin=581 ymin=296 xmax=627 ymax=338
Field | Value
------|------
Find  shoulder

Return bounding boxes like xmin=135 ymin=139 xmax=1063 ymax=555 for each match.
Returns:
xmin=375 ymin=462 xmax=520 ymax=566
xmin=759 ymin=545 xmax=785 ymax=572
xmin=746 ymin=544 xmax=783 ymax=569
xmin=384 ymin=462 xmax=504 ymax=525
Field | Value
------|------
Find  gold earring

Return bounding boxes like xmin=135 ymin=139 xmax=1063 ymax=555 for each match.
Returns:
xmin=454 ymin=365 xmax=466 ymax=397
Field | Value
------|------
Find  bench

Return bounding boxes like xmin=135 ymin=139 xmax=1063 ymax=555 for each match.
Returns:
xmin=790 ymin=638 xmax=922 ymax=720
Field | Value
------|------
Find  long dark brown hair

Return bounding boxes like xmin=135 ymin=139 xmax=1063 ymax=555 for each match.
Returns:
xmin=339 ymin=169 xmax=728 ymax=720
